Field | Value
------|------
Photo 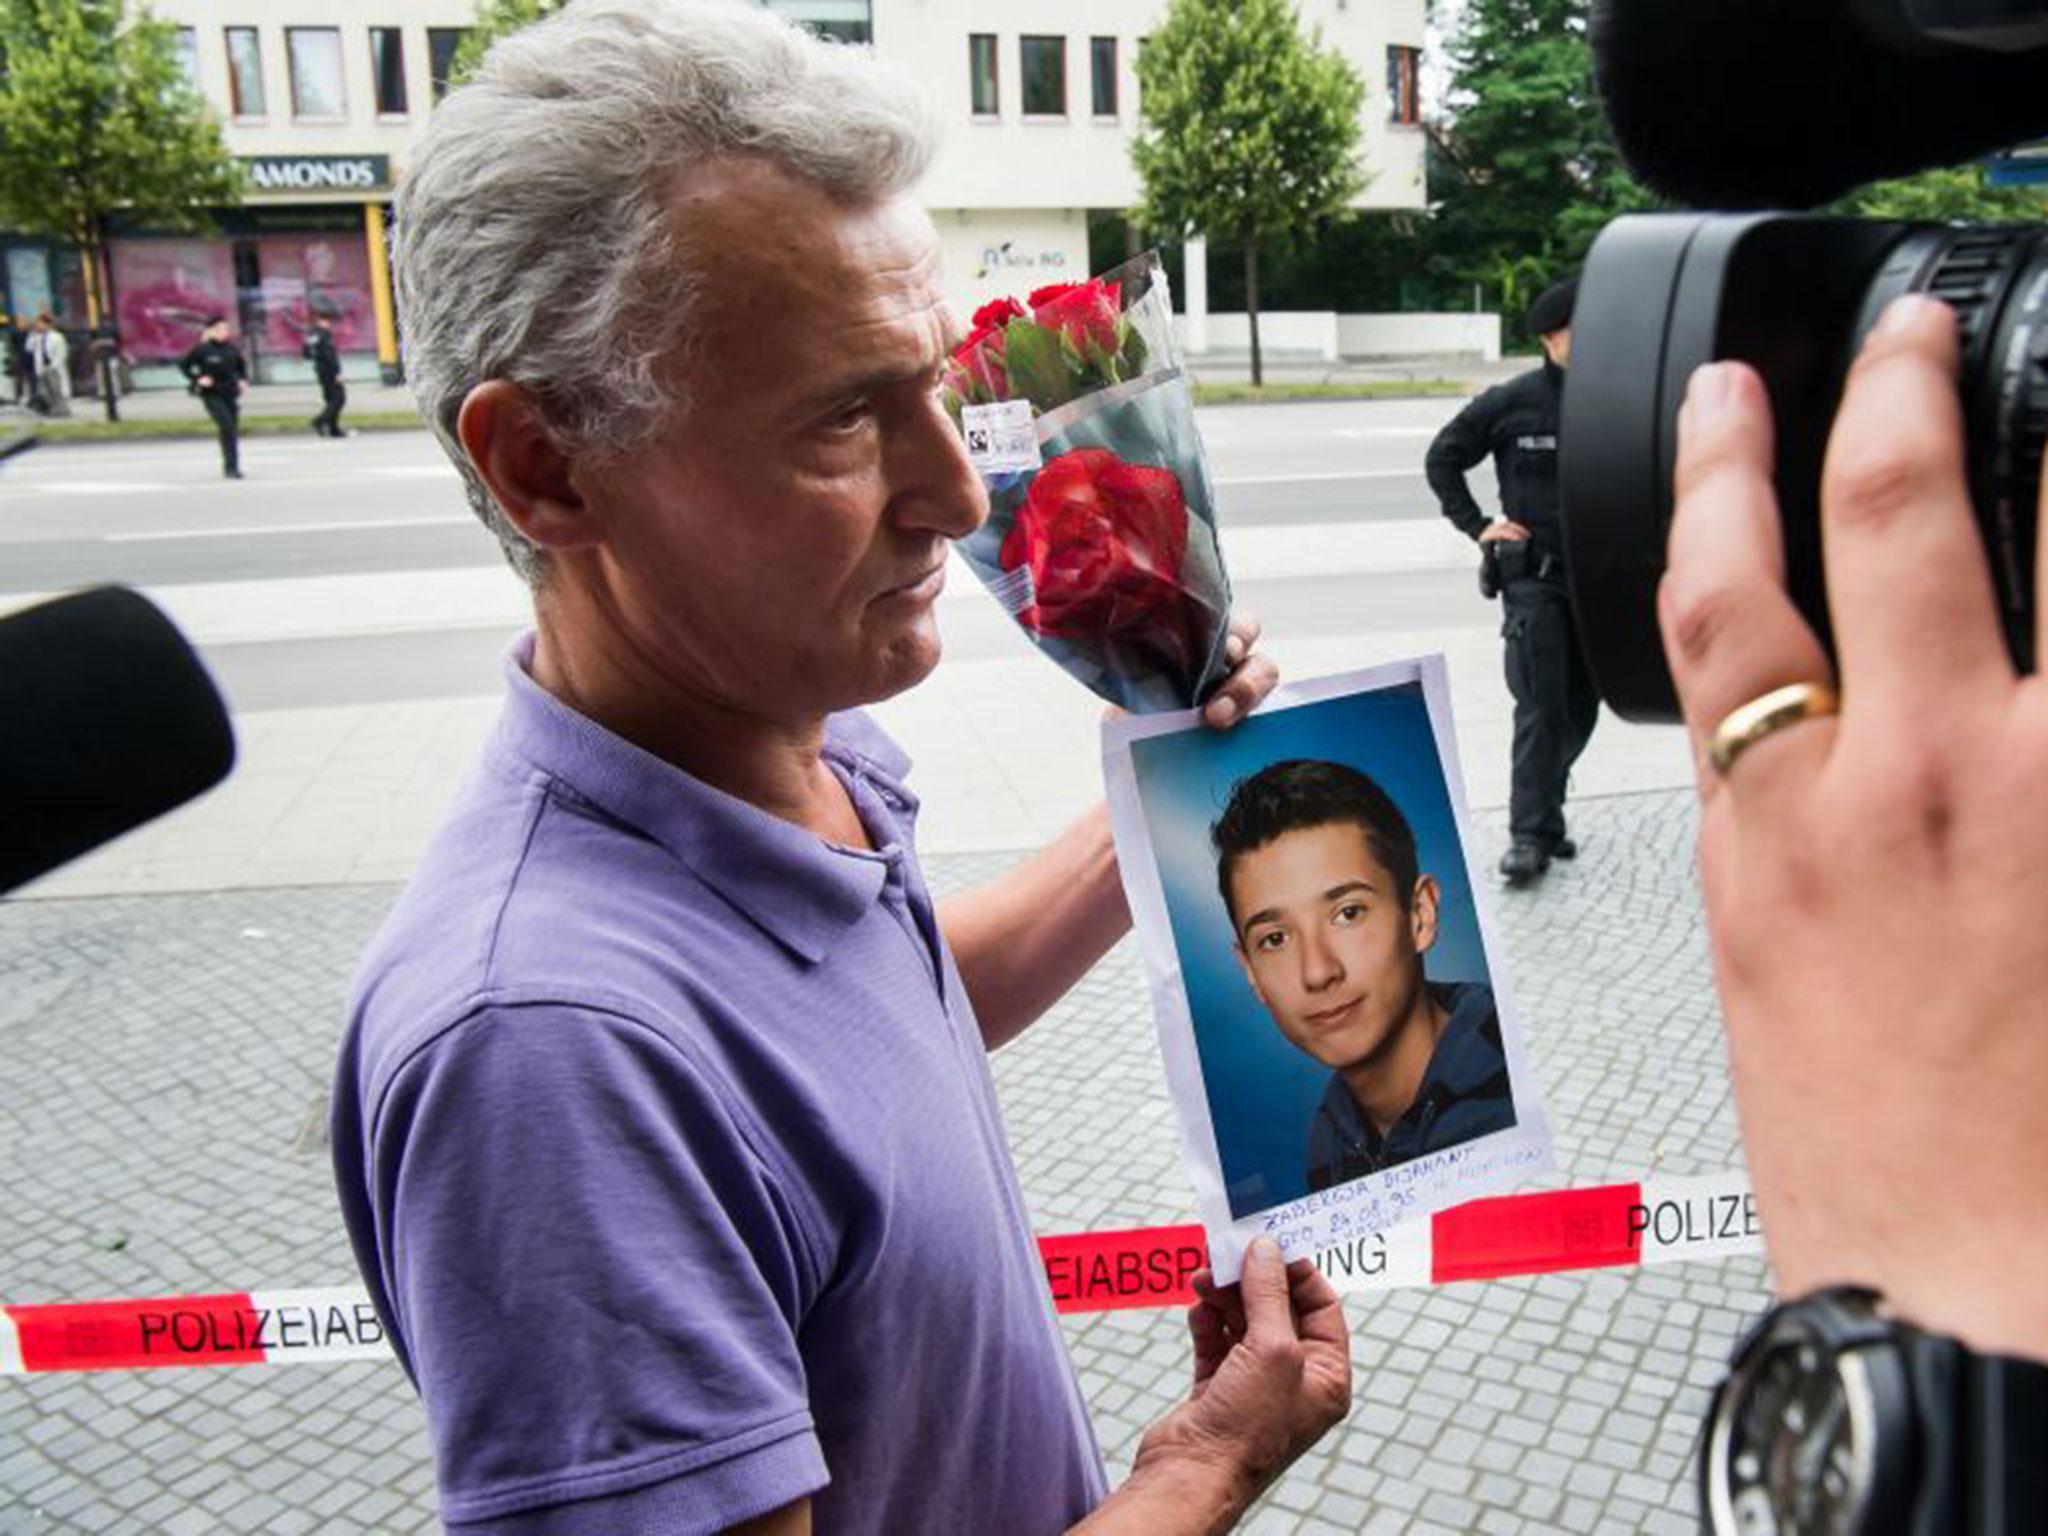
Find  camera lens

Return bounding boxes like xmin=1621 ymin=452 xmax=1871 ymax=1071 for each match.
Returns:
xmin=1561 ymin=213 xmax=2048 ymax=721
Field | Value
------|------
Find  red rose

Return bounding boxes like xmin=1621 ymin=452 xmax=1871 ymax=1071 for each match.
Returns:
xmin=999 ymin=448 xmax=1194 ymax=669
xmin=1028 ymin=279 xmax=1122 ymax=360
xmin=949 ymin=296 xmax=1030 ymax=400
xmin=947 ymin=346 xmax=1006 ymax=401
xmin=971 ymin=296 xmax=1027 ymax=335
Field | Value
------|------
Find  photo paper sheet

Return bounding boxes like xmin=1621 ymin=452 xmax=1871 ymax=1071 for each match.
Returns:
xmin=1103 ymin=656 xmax=1555 ymax=1282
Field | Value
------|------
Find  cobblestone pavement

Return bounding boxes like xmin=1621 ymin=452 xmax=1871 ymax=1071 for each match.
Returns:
xmin=0 ymin=788 xmax=1767 ymax=1534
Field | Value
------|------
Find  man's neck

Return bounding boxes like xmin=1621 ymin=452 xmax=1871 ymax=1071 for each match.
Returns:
xmin=529 ymin=598 xmax=870 ymax=850
xmin=1338 ymin=983 xmax=1451 ymax=1138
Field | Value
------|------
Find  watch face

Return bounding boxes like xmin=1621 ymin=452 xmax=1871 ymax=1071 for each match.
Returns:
xmin=1720 ymin=1339 xmax=1875 ymax=1536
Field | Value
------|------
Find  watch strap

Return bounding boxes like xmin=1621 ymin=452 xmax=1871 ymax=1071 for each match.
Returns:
xmin=1964 ymin=1345 xmax=2048 ymax=1534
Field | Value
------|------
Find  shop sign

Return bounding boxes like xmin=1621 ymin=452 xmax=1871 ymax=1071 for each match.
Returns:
xmin=240 ymin=155 xmax=393 ymax=194
xmin=974 ymin=240 xmax=1074 ymax=281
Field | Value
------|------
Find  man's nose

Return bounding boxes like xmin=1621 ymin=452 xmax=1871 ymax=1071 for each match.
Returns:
xmin=888 ymin=391 xmax=990 ymax=541
xmin=1300 ymin=934 xmax=1345 ymax=991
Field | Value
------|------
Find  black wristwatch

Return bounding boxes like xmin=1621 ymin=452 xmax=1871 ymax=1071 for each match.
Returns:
xmin=1702 ymin=1286 xmax=2048 ymax=1534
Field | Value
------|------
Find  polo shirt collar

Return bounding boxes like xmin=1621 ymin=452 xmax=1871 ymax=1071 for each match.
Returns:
xmin=488 ymin=633 xmax=920 ymax=965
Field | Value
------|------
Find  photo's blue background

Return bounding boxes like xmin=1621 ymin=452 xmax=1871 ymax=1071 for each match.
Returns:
xmin=1130 ymin=681 xmax=1491 ymax=1218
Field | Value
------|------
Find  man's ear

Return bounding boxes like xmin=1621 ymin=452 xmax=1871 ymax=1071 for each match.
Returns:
xmin=1410 ymin=875 xmax=1441 ymax=955
xmin=456 ymin=380 xmax=600 ymax=554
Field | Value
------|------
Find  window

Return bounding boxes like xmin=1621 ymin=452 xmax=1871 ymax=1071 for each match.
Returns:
xmin=225 ymin=27 xmax=265 ymax=117
xmin=762 ymin=1 xmax=872 ymax=44
xmin=370 ymin=27 xmax=407 ymax=116
xmin=969 ymin=33 xmax=998 ymax=116
xmin=1090 ymin=36 xmax=1117 ymax=117
xmin=1387 ymin=45 xmax=1421 ymax=126
xmin=1020 ymin=35 xmax=1065 ymax=117
xmin=287 ymin=27 xmax=346 ymax=118
xmin=428 ymin=28 xmax=469 ymax=102
xmin=173 ymin=28 xmax=201 ymax=93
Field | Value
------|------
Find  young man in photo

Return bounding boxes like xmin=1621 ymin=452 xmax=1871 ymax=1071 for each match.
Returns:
xmin=1214 ymin=759 xmax=1515 ymax=1188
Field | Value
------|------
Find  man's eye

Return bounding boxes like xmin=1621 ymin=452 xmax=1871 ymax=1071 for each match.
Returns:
xmin=1254 ymin=930 xmax=1288 ymax=953
xmin=1334 ymin=903 xmax=1365 ymax=924
xmin=823 ymin=400 xmax=872 ymax=434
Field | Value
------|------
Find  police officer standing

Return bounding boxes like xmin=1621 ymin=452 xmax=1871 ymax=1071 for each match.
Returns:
xmin=303 ymin=310 xmax=348 ymax=438
xmin=179 ymin=316 xmax=248 ymax=480
xmin=1426 ymin=275 xmax=1597 ymax=886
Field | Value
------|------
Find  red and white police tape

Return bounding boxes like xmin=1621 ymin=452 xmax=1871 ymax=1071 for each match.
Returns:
xmin=1 ymin=1171 xmax=1760 ymax=1375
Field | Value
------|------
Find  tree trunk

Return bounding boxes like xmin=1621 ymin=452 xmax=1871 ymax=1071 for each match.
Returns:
xmin=1244 ymin=232 xmax=1263 ymax=389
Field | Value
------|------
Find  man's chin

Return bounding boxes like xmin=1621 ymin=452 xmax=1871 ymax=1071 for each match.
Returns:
xmin=851 ymin=625 xmax=944 ymax=707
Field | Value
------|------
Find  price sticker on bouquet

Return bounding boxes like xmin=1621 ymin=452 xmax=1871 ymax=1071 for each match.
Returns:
xmin=960 ymin=399 xmax=1042 ymax=475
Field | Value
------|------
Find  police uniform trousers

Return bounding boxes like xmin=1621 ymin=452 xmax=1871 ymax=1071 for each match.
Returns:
xmin=201 ymin=393 xmax=240 ymax=475
xmin=1501 ymin=575 xmax=1599 ymax=849
xmin=314 ymin=379 xmax=347 ymax=437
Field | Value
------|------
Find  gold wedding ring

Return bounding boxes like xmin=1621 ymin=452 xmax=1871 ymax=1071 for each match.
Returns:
xmin=1708 ymin=682 xmax=1840 ymax=775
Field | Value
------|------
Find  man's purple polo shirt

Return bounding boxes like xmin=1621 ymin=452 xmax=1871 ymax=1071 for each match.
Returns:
xmin=331 ymin=636 xmax=1107 ymax=1534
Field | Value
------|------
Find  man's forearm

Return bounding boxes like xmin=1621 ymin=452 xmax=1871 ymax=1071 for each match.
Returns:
xmin=1068 ymin=1453 xmax=1249 ymax=1536
xmin=1425 ymin=464 xmax=1490 ymax=540
xmin=938 ymin=802 xmax=1130 ymax=1050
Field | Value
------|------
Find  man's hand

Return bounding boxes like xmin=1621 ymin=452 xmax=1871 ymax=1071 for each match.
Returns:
xmin=1478 ymin=519 xmax=1531 ymax=544
xmin=1661 ymin=294 xmax=2048 ymax=1363
xmin=1108 ymin=1240 xmax=1351 ymax=1527
xmin=1200 ymin=611 xmax=1279 ymax=730
xmin=196 ymin=374 xmax=213 ymax=389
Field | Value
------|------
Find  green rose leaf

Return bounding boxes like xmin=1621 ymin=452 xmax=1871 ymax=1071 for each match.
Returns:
xmin=1115 ymin=315 xmax=1150 ymax=380
xmin=1001 ymin=319 xmax=1074 ymax=412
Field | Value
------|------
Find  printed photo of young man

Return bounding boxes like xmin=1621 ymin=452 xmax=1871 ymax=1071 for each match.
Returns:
xmin=1212 ymin=759 xmax=1517 ymax=1190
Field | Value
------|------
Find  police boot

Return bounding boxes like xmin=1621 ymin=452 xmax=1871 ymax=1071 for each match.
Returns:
xmin=1499 ymin=840 xmax=1551 ymax=886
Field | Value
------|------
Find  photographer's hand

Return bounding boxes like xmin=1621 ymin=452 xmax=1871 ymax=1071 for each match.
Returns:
xmin=1662 ymin=294 xmax=2048 ymax=1362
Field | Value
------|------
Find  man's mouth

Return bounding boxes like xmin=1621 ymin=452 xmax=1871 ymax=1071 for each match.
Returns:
xmin=882 ymin=561 xmax=948 ymax=603
xmin=1304 ymin=999 xmax=1359 ymax=1028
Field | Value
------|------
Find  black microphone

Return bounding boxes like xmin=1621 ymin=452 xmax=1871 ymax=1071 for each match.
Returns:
xmin=1592 ymin=0 xmax=2048 ymax=208
xmin=1 ymin=587 xmax=236 ymax=895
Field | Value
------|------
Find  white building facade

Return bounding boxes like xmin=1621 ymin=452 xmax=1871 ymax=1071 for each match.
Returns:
xmin=900 ymin=0 xmax=1429 ymax=317
xmin=1 ymin=0 xmax=1425 ymax=388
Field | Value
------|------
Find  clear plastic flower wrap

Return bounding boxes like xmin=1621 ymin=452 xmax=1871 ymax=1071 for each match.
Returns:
xmin=944 ymin=252 xmax=1235 ymax=714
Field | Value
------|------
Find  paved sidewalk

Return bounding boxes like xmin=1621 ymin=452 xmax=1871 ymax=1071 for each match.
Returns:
xmin=1 ymin=791 xmax=1762 ymax=1535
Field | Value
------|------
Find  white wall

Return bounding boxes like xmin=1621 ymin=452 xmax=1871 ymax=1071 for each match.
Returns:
xmin=889 ymin=0 xmax=1427 ymax=214
xmin=157 ymin=0 xmax=477 ymax=194
xmin=157 ymin=0 xmax=1428 ymax=225
xmin=1337 ymin=312 xmax=1500 ymax=360
xmin=1174 ymin=312 xmax=1503 ymax=361
xmin=1174 ymin=312 xmax=1343 ymax=360
xmin=930 ymin=208 xmax=1093 ymax=317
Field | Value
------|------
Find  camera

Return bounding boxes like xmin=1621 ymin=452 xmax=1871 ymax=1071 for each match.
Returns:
xmin=1563 ymin=0 xmax=2048 ymax=720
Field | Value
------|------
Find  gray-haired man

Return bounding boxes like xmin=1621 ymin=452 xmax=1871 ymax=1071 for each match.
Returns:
xmin=330 ymin=3 xmax=1351 ymax=1533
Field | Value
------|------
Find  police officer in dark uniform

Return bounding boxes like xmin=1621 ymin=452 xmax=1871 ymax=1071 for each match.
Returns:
xmin=303 ymin=310 xmax=348 ymax=438
xmin=1425 ymin=275 xmax=1598 ymax=885
xmin=179 ymin=316 xmax=248 ymax=480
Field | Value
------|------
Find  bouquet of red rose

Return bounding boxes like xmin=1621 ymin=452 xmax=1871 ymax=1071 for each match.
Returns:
xmin=944 ymin=252 xmax=1233 ymax=713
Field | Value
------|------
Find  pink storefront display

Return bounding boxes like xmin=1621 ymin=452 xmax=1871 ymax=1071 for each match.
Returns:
xmin=110 ymin=241 xmax=236 ymax=362
xmin=247 ymin=233 xmax=374 ymax=358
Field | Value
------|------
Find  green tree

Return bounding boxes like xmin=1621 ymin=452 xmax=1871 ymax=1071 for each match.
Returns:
xmin=1829 ymin=163 xmax=2048 ymax=222
xmin=0 ymin=0 xmax=240 ymax=418
xmin=1430 ymin=0 xmax=1655 ymax=330
xmin=1132 ymin=0 xmax=1365 ymax=385
xmin=451 ymin=0 xmax=564 ymax=84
